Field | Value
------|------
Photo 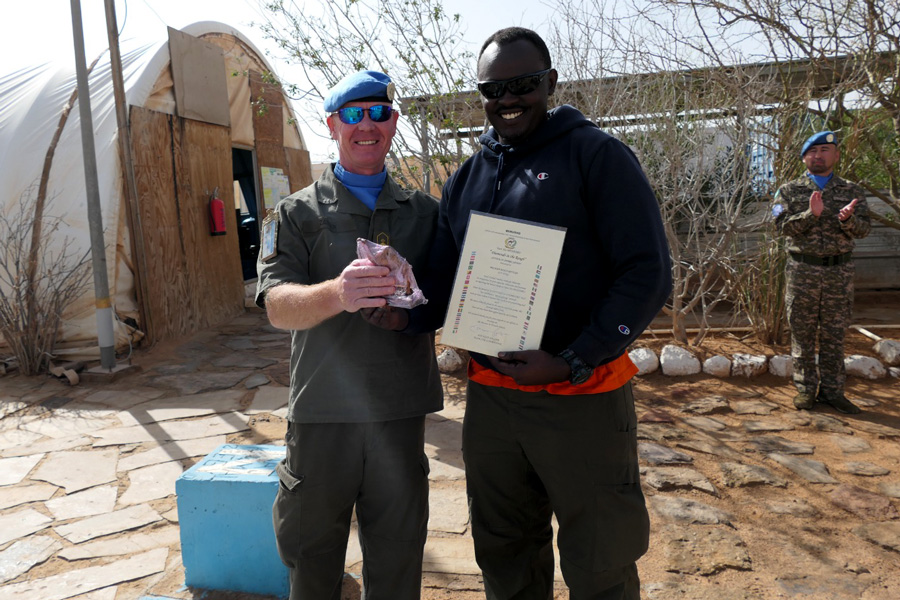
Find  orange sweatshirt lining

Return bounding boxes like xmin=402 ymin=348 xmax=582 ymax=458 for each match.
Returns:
xmin=468 ymin=353 xmax=637 ymax=395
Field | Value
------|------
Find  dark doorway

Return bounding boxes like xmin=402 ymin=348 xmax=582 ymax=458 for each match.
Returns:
xmin=233 ymin=148 xmax=260 ymax=281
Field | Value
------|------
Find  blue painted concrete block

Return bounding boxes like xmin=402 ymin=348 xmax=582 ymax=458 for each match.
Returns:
xmin=176 ymin=443 xmax=289 ymax=598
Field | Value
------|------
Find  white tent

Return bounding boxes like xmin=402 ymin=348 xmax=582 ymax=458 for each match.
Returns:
xmin=0 ymin=22 xmax=309 ymax=361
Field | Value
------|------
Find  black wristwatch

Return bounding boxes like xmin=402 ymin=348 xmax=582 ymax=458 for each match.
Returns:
xmin=558 ymin=349 xmax=593 ymax=385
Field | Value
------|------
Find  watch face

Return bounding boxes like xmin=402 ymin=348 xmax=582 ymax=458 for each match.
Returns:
xmin=571 ymin=366 xmax=592 ymax=385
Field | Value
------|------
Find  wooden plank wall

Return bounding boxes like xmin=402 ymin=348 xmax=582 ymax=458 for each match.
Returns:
xmin=735 ymin=201 xmax=900 ymax=290
xmin=130 ymin=105 xmax=245 ymax=344
xmin=285 ymin=147 xmax=313 ymax=191
xmin=250 ymin=70 xmax=313 ymax=197
xmin=855 ymin=215 xmax=900 ymax=289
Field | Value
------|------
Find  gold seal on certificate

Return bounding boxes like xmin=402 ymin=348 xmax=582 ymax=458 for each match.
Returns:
xmin=440 ymin=211 xmax=566 ymax=356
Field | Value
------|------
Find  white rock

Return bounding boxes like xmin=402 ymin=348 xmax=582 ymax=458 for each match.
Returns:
xmin=874 ymin=339 xmax=900 ymax=366
xmin=45 ymin=485 xmax=117 ymax=521
xmin=0 ymin=536 xmax=62 ymax=584
xmin=659 ymin=345 xmax=701 ymax=376
xmin=629 ymin=348 xmax=659 ymax=375
xmin=768 ymin=355 xmax=793 ymax=378
xmin=0 ymin=454 xmax=44 ymax=486
xmin=0 ymin=547 xmax=168 ymax=600
xmin=244 ymin=385 xmax=289 ymax=415
xmin=31 ymin=450 xmax=117 ymax=494
xmin=0 ymin=509 xmax=53 ymax=547
xmin=702 ymin=355 xmax=731 ymax=377
xmin=436 ymin=348 xmax=465 ymax=373
xmin=54 ymin=504 xmax=162 ymax=544
xmin=731 ymin=353 xmax=768 ymax=378
xmin=844 ymin=354 xmax=886 ymax=380
xmin=890 ymin=366 xmax=900 ymax=379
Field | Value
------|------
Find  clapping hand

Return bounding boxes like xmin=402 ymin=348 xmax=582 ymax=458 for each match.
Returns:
xmin=809 ymin=190 xmax=824 ymax=217
xmin=839 ymin=198 xmax=859 ymax=222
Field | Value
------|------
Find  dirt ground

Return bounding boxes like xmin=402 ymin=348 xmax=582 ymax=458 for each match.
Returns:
xmin=411 ymin=297 xmax=900 ymax=600
xmin=5 ymin=293 xmax=898 ymax=600
xmin=188 ymin=293 xmax=900 ymax=599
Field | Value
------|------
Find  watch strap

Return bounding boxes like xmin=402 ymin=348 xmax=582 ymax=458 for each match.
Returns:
xmin=558 ymin=348 xmax=593 ymax=385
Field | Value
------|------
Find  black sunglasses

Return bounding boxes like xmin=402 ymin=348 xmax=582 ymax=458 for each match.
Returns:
xmin=477 ymin=69 xmax=552 ymax=100
xmin=335 ymin=105 xmax=394 ymax=124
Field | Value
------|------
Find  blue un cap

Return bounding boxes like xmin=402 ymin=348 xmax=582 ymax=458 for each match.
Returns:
xmin=801 ymin=131 xmax=838 ymax=157
xmin=323 ymin=70 xmax=396 ymax=113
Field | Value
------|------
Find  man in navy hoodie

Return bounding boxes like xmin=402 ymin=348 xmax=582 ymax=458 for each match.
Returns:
xmin=414 ymin=27 xmax=671 ymax=599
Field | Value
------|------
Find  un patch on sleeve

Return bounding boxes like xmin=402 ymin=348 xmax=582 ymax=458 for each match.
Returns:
xmin=261 ymin=211 xmax=279 ymax=262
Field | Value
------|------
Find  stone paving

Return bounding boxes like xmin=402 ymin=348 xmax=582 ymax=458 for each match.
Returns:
xmin=1 ymin=310 xmax=899 ymax=599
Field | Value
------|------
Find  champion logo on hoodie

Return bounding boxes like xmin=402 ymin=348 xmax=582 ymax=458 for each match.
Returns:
xmin=536 ymin=172 xmax=550 ymax=181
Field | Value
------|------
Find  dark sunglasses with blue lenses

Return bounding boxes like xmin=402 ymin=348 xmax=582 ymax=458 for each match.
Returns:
xmin=477 ymin=69 xmax=551 ymax=100
xmin=335 ymin=105 xmax=394 ymax=124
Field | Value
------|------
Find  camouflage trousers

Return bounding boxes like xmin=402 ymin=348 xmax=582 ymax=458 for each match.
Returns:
xmin=785 ymin=259 xmax=855 ymax=397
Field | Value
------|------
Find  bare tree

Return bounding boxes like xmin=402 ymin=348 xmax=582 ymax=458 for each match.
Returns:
xmin=662 ymin=0 xmax=900 ymax=229
xmin=256 ymin=0 xmax=479 ymax=192
xmin=256 ymin=0 xmax=896 ymax=345
xmin=0 ymin=188 xmax=91 ymax=375
xmin=547 ymin=0 xmax=780 ymax=345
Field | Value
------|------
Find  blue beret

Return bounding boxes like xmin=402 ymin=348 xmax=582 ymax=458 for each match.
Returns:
xmin=801 ymin=131 xmax=838 ymax=157
xmin=323 ymin=70 xmax=396 ymax=113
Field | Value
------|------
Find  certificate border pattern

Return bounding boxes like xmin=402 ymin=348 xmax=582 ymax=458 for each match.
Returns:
xmin=519 ymin=264 xmax=542 ymax=350
xmin=451 ymin=250 xmax=478 ymax=334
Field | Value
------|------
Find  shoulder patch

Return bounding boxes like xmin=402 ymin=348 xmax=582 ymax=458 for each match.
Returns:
xmin=260 ymin=211 xmax=279 ymax=261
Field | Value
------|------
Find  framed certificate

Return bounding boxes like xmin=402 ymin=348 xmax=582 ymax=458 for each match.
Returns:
xmin=440 ymin=211 xmax=566 ymax=356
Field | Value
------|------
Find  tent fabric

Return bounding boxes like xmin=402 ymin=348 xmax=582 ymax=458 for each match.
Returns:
xmin=0 ymin=21 xmax=306 ymax=361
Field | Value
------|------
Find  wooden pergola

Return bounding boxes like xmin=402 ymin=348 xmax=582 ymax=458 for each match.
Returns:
xmin=399 ymin=53 xmax=895 ymax=141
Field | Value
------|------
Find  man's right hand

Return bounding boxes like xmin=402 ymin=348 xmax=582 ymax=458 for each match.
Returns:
xmin=809 ymin=190 xmax=824 ymax=217
xmin=336 ymin=259 xmax=395 ymax=313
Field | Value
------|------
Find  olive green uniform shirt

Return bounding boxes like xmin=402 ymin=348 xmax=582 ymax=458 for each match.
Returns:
xmin=256 ymin=166 xmax=442 ymax=423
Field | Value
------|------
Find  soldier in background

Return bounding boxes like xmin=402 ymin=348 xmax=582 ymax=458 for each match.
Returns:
xmin=773 ymin=130 xmax=871 ymax=414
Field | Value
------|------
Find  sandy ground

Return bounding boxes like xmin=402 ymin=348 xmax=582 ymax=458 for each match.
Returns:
xmin=412 ymin=324 xmax=900 ymax=600
xmin=2 ymin=294 xmax=898 ymax=600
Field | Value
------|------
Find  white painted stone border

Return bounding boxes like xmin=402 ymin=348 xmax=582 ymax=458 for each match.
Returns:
xmin=629 ymin=346 xmax=896 ymax=379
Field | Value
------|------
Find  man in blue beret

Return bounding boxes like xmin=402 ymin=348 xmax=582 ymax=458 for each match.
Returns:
xmin=772 ymin=130 xmax=871 ymax=413
xmin=256 ymin=70 xmax=442 ymax=599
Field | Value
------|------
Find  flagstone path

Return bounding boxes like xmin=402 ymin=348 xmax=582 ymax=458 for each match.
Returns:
xmin=1 ymin=310 xmax=899 ymax=599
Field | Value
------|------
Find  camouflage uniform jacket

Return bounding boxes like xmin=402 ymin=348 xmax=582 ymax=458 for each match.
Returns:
xmin=773 ymin=174 xmax=871 ymax=255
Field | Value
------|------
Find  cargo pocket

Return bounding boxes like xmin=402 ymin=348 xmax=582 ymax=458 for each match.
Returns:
xmin=586 ymin=386 xmax=639 ymax=486
xmin=272 ymin=459 xmax=304 ymax=568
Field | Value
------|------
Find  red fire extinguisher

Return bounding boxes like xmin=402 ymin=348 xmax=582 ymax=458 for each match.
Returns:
xmin=208 ymin=187 xmax=226 ymax=236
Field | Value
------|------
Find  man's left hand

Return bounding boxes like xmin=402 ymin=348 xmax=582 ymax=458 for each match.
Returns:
xmin=487 ymin=350 xmax=570 ymax=386
xmin=359 ymin=306 xmax=409 ymax=331
xmin=839 ymin=198 xmax=859 ymax=221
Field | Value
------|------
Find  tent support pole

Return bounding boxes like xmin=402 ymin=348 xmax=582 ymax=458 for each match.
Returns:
xmin=70 ymin=0 xmax=116 ymax=370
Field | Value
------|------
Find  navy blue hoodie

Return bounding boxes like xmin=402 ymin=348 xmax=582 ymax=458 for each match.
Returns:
xmin=417 ymin=105 xmax=671 ymax=370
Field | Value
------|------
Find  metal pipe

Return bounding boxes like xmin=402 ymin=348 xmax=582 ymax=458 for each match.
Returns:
xmin=70 ymin=0 xmax=116 ymax=370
